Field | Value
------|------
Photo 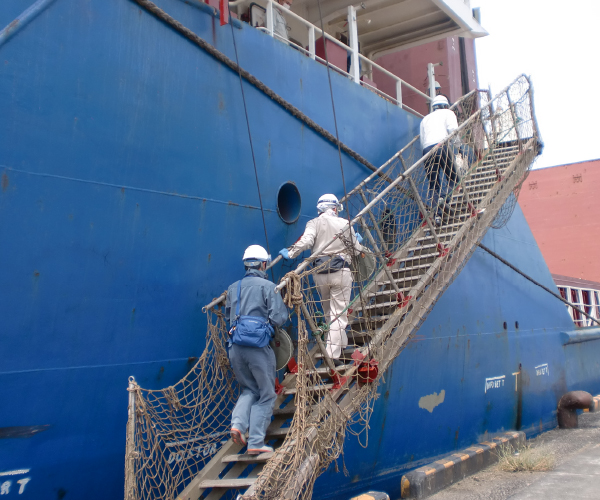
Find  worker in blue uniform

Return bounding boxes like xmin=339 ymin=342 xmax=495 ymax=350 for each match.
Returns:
xmin=226 ymin=245 xmax=288 ymax=455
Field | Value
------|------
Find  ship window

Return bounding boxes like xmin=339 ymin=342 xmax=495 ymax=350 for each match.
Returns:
xmin=277 ymin=182 xmax=301 ymax=224
xmin=595 ymin=292 xmax=600 ymax=320
xmin=582 ymin=290 xmax=592 ymax=316
xmin=571 ymin=288 xmax=583 ymax=327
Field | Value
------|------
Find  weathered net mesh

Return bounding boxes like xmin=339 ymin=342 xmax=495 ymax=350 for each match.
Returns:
xmin=124 ymin=312 xmax=239 ymax=499
xmin=124 ymin=75 xmax=540 ymax=500
xmin=486 ymin=83 xmax=540 ymax=229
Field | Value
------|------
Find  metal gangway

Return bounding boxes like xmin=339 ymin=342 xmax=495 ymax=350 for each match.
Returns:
xmin=124 ymin=75 xmax=541 ymax=500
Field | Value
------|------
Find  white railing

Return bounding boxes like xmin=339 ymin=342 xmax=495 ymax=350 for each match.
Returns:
xmin=558 ymin=286 xmax=600 ymax=327
xmin=247 ymin=0 xmax=431 ymax=117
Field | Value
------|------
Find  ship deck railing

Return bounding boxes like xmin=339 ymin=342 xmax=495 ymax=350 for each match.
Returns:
xmin=246 ymin=0 xmax=431 ymax=117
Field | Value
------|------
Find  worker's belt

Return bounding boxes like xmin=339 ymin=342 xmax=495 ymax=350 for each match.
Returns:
xmin=313 ymin=255 xmax=350 ymax=274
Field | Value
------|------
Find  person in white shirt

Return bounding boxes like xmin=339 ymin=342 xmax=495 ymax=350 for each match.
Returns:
xmin=279 ymin=194 xmax=363 ymax=363
xmin=420 ymin=95 xmax=460 ymax=213
xmin=273 ymin=0 xmax=292 ymax=42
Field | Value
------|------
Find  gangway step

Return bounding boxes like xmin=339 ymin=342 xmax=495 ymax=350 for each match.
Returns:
xmin=199 ymin=478 xmax=256 ymax=489
xmin=395 ymin=250 xmax=439 ymax=266
xmin=315 ymin=348 xmax=355 ymax=359
xmin=375 ymin=278 xmax=423 ymax=291
xmin=221 ymin=452 xmax=275 ymax=463
xmin=348 ymin=331 xmax=372 ymax=344
xmin=351 ymin=313 xmax=394 ymax=326
xmin=266 ymin=427 xmax=291 ymax=438
xmin=359 ymin=300 xmax=402 ymax=312
xmin=472 ymin=163 xmax=513 ymax=176
xmin=416 ymin=231 xmax=457 ymax=244
xmin=465 ymin=174 xmax=501 ymax=186
xmin=367 ymin=285 xmax=413 ymax=299
xmin=273 ymin=406 xmax=296 ymax=416
xmin=459 ymin=185 xmax=495 ymax=198
xmin=389 ymin=263 xmax=431 ymax=278
xmin=284 ymin=384 xmax=335 ymax=395
xmin=449 ymin=193 xmax=486 ymax=207
xmin=305 ymin=366 xmax=350 ymax=376
xmin=473 ymin=160 xmax=512 ymax=174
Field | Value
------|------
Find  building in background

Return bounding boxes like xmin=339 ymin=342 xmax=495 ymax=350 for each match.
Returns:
xmin=519 ymin=159 xmax=600 ymax=325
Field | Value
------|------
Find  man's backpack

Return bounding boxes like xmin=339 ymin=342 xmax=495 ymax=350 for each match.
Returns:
xmin=229 ymin=277 xmax=274 ymax=348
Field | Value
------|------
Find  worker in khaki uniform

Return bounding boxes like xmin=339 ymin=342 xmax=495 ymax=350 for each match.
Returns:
xmin=279 ymin=194 xmax=363 ymax=363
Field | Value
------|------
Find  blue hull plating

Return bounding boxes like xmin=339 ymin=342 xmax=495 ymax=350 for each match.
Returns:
xmin=0 ymin=1 xmax=598 ymax=498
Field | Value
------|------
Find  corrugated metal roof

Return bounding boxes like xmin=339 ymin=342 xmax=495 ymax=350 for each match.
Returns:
xmin=552 ymin=274 xmax=600 ymax=291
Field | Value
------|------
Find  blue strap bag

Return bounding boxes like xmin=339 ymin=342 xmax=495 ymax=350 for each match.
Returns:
xmin=229 ymin=278 xmax=274 ymax=348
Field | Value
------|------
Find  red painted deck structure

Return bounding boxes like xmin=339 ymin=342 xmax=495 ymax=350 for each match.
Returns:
xmin=519 ymin=159 xmax=600 ymax=283
xmin=373 ymin=37 xmax=479 ymax=116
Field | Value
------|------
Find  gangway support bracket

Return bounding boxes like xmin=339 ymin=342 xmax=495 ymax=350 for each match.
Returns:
xmin=287 ymin=357 xmax=298 ymax=374
xmin=437 ymin=243 xmax=450 ymax=258
xmin=330 ymin=371 xmax=349 ymax=391
xmin=356 ymin=359 xmax=379 ymax=387
xmin=275 ymin=378 xmax=285 ymax=395
xmin=397 ymin=292 xmax=413 ymax=309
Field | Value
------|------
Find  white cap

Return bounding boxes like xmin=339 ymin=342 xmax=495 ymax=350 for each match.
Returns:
xmin=434 ymin=81 xmax=441 ymax=89
xmin=432 ymin=95 xmax=449 ymax=109
xmin=242 ymin=245 xmax=271 ymax=266
xmin=317 ymin=193 xmax=343 ymax=213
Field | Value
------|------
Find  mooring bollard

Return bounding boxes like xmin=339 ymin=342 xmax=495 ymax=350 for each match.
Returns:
xmin=557 ymin=391 xmax=593 ymax=429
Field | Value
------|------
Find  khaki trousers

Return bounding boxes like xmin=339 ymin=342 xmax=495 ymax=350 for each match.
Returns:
xmin=313 ymin=268 xmax=352 ymax=359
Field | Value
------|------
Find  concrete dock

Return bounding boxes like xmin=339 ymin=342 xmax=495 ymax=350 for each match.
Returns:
xmin=507 ymin=442 xmax=600 ymax=499
xmin=428 ymin=411 xmax=600 ymax=500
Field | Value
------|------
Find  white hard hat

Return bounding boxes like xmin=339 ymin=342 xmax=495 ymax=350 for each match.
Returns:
xmin=434 ymin=80 xmax=441 ymax=89
xmin=242 ymin=245 xmax=271 ymax=265
xmin=432 ymin=95 xmax=449 ymax=109
xmin=317 ymin=193 xmax=343 ymax=213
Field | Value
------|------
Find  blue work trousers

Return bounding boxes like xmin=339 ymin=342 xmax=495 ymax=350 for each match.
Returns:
xmin=454 ymin=143 xmax=476 ymax=168
xmin=423 ymin=144 xmax=459 ymax=206
xmin=229 ymin=343 xmax=276 ymax=449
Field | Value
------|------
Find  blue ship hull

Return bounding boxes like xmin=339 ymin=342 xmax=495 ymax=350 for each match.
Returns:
xmin=0 ymin=1 xmax=598 ymax=498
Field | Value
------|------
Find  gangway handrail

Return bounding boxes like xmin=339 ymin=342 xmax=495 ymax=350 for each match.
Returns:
xmin=339 ymin=87 xmax=477 ymax=203
xmin=202 ymin=85 xmax=494 ymax=310
xmin=272 ymin=81 xmax=512 ymax=286
xmin=133 ymin=76 xmax=539 ymax=500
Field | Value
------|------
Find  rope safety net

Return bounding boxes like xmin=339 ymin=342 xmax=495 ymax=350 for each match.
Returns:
xmin=124 ymin=75 xmax=540 ymax=500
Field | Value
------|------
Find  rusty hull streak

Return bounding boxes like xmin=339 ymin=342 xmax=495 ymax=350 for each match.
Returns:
xmin=1 ymin=172 xmax=8 ymax=191
xmin=0 ymin=424 xmax=51 ymax=439
xmin=6 ymin=19 xmax=19 ymax=35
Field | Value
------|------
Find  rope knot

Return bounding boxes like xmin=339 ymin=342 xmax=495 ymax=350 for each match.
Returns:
xmin=282 ymin=272 xmax=303 ymax=307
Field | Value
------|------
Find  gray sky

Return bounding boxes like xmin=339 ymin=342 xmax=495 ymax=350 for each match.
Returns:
xmin=471 ymin=0 xmax=600 ymax=168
